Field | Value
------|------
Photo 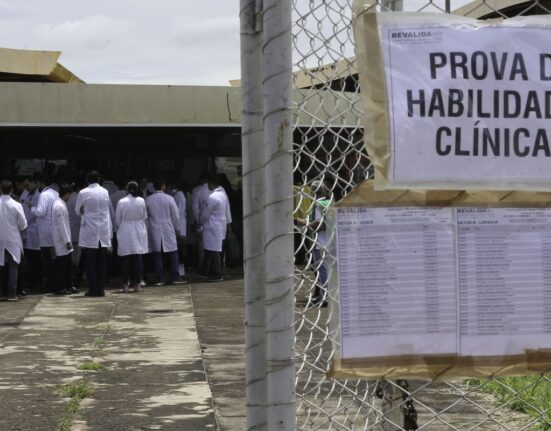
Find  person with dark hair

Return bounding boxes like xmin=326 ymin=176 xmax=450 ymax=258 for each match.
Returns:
xmin=31 ymin=174 xmax=59 ymax=293
xmin=145 ymin=179 xmax=185 ymax=285
xmin=21 ymin=176 xmax=42 ymax=290
xmin=215 ymin=174 xmax=233 ymax=271
xmin=116 ymin=181 xmax=148 ymax=293
xmin=13 ymin=176 xmax=26 ymax=200
xmin=86 ymin=170 xmax=100 ymax=185
xmin=297 ymin=180 xmax=332 ymax=307
xmin=171 ymin=181 xmax=188 ymax=279
xmin=51 ymin=184 xmax=77 ymax=295
xmin=200 ymin=175 xmax=230 ymax=282
xmin=190 ymin=172 xmax=211 ymax=271
xmin=76 ymin=170 xmax=113 ymax=297
xmin=67 ymin=179 xmax=83 ymax=287
xmin=0 ymin=180 xmax=27 ymax=301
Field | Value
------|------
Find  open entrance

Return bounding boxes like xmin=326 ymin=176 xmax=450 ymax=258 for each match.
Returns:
xmin=0 ymin=126 xmax=242 ymax=189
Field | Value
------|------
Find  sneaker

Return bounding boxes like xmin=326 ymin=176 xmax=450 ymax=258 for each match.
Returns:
xmin=7 ymin=297 xmax=18 ymax=302
xmin=140 ymin=280 xmax=146 ymax=288
xmin=169 ymin=279 xmax=188 ymax=285
xmin=69 ymin=287 xmax=80 ymax=294
xmin=207 ymin=277 xmax=224 ymax=283
xmin=133 ymin=285 xmax=143 ymax=293
xmin=119 ymin=285 xmax=130 ymax=294
xmin=153 ymin=282 xmax=165 ymax=287
xmin=55 ymin=289 xmax=71 ymax=295
xmin=195 ymin=271 xmax=208 ymax=279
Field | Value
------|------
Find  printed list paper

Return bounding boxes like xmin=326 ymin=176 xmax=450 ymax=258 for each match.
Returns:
xmin=336 ymin=207 xmax=551 ymax=360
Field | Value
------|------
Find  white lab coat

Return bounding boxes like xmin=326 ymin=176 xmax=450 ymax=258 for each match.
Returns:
xmin=220 ymin=188 xmax=233 ymax=239
xmin=75 ymin=183 xmax=112 ymax=249
xmin=32 ymin=186 xmax=58 ymax=247
xmin=201 ymin=187 xmax=228 ymax=252
xmin=51 ymin=198 xmax=72 ymax=257
xmin=191 ymin=183 xmax=209 ymax=227
xmin=22 ymin=189 xmax=41 ymax=250
xmin=19 ymin=190 xmax=29 ymax=203
xmin=116 ymin=195 xmax=148 ymax=256
xmin=0 ymin=195 xmax=27 ymax=265
xmin=145 ymin=191 xmax=179 ymax=253
xmin=67 ymin=192 xmax=81 ymax=243
xmin=173 ymin=190 xmax=187 ymax=237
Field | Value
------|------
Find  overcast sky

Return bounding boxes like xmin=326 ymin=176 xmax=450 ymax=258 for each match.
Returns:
xmin=0 ymin=0 xmax=240 ymax=85
xmin=0 ymin=0 xmax=474 ymax=86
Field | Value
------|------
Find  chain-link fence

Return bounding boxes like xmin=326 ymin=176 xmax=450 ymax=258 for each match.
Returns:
xmin=290 ymin=0 xmax=551 ymax=430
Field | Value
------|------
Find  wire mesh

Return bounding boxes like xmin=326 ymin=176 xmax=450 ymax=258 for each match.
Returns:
xmin=291 ymin=1 xmax=551 ymax=429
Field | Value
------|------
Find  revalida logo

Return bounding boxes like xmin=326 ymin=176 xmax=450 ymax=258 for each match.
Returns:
xmin=391 ymin=31 xmax=433 ymax=39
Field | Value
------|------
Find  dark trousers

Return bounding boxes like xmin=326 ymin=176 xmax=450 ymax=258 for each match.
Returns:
xmin=53 ymin=254 xmax=73 ymax=293
xmin=109 ymin=237 xmax=120 ymax=277
xmin=82 ymin=245 xmax=107 ymax=296
xmin=1 ymin=251 xmax=18 ymax=299
xmin=220 ymin=239 xmax=226 ymax=276
xmin=24 ymin=249 xmax=42 ymax=288
xmin=153 ymin=250 xmax=179 ymax=283
xmin=312 ymin=247 xmax=327 ymax=301
xmin=40 ymin=246 xmax=56 ymax=292
xmin=194 ymin=232 xmax=204 ymax=270
xmin=202 ymin=249 xmax=222 ymax=279
xmin=72 ymin=246 xmax=85 ymax=288
xmin=121 ymin=254 xmax=143 ymax=286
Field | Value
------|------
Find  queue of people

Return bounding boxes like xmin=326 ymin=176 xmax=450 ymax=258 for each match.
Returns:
xmin=0 ymin=168 xmax=233 ymax=301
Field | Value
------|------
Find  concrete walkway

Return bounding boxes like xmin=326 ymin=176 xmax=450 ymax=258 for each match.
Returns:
xmin=1 ymin=275 xmax=521 ymax=430
xmin=191 ymin=279 xmax=246 ymax=430
xmin=0 ymin=284 xmax=218 ymax=431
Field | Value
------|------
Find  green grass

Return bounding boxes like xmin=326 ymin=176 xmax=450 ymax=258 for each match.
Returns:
xmin=94 ymin=323 xmax=115 ymax=332
xmin=56 ymin=379 xmax=95 ymax=399
xmin=468 ymin=376 xmax=551 ymax=429
xmin=93 ymin=336 xmax=106 ymax=347
xmin=78 ymin=361 xmax=104 ymax=371
xmin=56 ymin=379 xmax=95 ymax=431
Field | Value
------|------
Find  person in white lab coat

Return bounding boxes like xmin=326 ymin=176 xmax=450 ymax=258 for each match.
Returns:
xmin=172 ymin=183 xmax=187 ymax=277
xmin=66 ymin=182 xmax=83 ymax=285
xmin=31 ymin=175 xmax=59 ymax=293
xmin=21 ymin=175 xmax=42 ymax=289
xmin=200 ymin=176 xmax=229 ymax=282
xmin=145 ymin=179 xmax=186 ymax=285
xmin=116 ymin=182 xmax=148 ymax=293
xmin=190 ymin=172 xmax=210 ymax=270
xmin=52 ymin=184 xmax=78 ymax=295
xmin=76 ymin=171 xmax=113 ymax=297
xmin=0 ymin=180 xmax=27 ymax=301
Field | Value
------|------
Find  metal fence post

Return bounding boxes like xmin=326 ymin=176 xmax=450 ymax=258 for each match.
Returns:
xmin=241 ymin=0 xmax=268 ymax=430
xmin=262 ymin=0 xmax=296 ymax=429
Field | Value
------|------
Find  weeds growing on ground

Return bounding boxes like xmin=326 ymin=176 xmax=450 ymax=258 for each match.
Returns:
xmin=78 ymin=361 xmax=104 ymax=371
xmin=94 ymin=323 xmax=115 ymax=332
xmin=467 ymin=376 xmax=551 ymax=429
xmin=56 ymin=379 xmax=95 ymax=431
xmin=56 ymin=379 xmax=95 ymax=399
xmin=93 ymin=336 xmax=106 ymax=347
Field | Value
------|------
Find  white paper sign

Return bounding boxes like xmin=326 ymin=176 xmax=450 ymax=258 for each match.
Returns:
xmin=337 ymin=207 xmax=457 ymax=359
xmin=336 ymin=207 xmax=551 ymax=360
xmin=381 ymin=20 xmax=551 ymax=189
xmin=457 ymin=208 xmax=551 ymax=357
